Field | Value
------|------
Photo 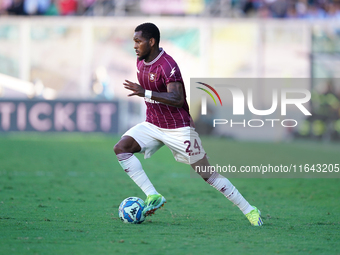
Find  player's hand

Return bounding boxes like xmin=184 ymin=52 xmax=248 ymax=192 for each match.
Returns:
xmin=123 ymin=80 xmax=145 ymax=97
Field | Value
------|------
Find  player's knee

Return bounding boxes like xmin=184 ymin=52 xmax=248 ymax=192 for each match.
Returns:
xmin=113 ymin=142 xmax=124 ymax=155
xmin=203 ymin=177 xmax=210 ymax=182
xmin=114 ymin=136 xmax=141 ymax=155
xmin=193 ymin=165 xmax=213 ymax=181
xmin=198 ymin=171 xmax=211 ymax=182
xmin=113 ymin=140 xmax=137 ymax=155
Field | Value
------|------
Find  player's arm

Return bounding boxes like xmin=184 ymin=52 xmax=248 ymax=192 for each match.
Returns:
xmin=123 ymin=80 xmax=184 ymax=108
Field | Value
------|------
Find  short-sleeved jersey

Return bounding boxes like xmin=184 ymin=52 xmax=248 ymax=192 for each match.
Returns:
xmin=136 ymin=48 xmax=191 ymax=129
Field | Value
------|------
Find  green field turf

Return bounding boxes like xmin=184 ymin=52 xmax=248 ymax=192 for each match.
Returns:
xmin=0 ymin=134 xmax=339 ymax=255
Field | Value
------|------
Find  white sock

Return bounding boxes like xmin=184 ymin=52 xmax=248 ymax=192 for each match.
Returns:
xmin=206 ymin=172 xmax=254 ymax=215
xmin=116 ymin=153 xmax=158 ymax=196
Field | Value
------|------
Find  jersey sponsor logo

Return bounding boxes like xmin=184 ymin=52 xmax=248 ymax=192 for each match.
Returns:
xmin=144 ymin=98 xmax=160 ymax=104
xmin=149 ymin=72 xmax=157 ymax=82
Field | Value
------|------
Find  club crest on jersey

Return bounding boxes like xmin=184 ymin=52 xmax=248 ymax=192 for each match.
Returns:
xmin=149 ymin=73 xmax=157 ymax=82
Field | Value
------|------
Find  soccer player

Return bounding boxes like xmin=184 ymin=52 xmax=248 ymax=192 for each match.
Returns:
xmin=114 ymin=23 xmax=263 ymax=226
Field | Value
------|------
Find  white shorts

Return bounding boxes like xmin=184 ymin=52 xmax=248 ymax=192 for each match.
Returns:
xmin=123 ymin=122 xmax=206 ymax=164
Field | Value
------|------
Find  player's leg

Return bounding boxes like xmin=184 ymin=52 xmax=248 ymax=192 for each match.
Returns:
xmin=162 ymin=126 xmax=262 ymax=226
xmin=191 ymin=156 xmax=253 ymax=213
xmin=114 ymin=123 xmax=166 ymax=216
xmin=114 ymin=135 xmax=160 ymax=196
xmin=114 ymin=135 xmax=141 ymax=154
xmin=191 ymin=156 xmax=263 ymax=226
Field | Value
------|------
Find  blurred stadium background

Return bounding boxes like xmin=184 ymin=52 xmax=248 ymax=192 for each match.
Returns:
xmin=0 ymin=0 xmax=339 ymax=141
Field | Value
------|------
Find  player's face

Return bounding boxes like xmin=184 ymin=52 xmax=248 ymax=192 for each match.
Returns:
xmin=133 ymin=31 xmax=151 ymax=61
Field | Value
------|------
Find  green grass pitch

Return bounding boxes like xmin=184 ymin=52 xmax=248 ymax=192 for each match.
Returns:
xmin=0 ymin=134 xmax=339 ymax=255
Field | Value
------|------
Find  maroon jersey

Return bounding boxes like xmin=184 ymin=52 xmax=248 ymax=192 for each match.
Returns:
xmin=137 ymin=48 xmax=191 ymax=129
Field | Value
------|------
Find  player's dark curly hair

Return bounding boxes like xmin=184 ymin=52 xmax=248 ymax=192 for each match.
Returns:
xmin=135 ymin=23 xmax=160 ymax=46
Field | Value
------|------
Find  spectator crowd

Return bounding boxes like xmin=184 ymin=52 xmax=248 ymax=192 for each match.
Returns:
xmin=0 ymin=0 xmax=94 ymax=15
xmin=239 ymin=0 xmax=340 ymax=19
xmin=0 ymin=0 xmax=339 ymax=19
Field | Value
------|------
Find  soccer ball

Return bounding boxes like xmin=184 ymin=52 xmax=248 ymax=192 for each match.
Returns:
xmin=118 ymin=197 xmax=145 ymax=224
